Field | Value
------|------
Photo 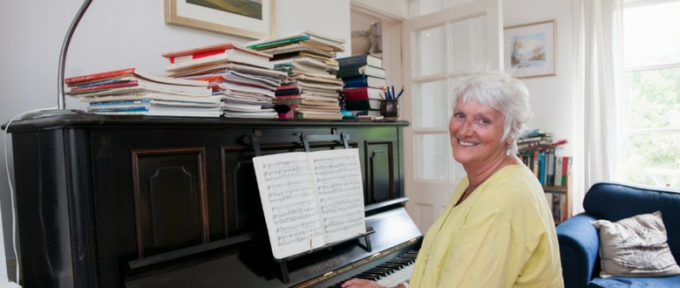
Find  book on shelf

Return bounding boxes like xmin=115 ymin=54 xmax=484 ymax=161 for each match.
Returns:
xmin=336 ymin=54 xmax=383 ymax=69
xmin=517 ymin=134 xmax=553 ymax=144
xmin=345 ymin=99 xmax=382 ymax=110
xmin=343 ymin=75 xmax=386 ymax=89
xmin=522 ymin=128 xmax=550 ymax=138
xmin=538 ymin=152 xmax=546 ymax=186
xmin=555 ymin=157 xmax=563 ymax=187
xmin=252 ymin=149 xmax=365 ymax=259
xmin=161 ymin=42 xmax=272 ymax=63
xmin=342 ymin=87 xmax=383 ymax=101
xmin=543 ymin=192 xmax=568 ymax=223
xmin=336 ymin=65 xmax=386 ymax=79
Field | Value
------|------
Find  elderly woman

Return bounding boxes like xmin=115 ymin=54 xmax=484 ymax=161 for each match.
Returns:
xmin=342 ymin=69 xmax=564 ymax=288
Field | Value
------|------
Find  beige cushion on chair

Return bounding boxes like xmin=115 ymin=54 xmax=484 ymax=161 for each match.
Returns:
xmin=591 ymin=211 xmax=680 ymax=278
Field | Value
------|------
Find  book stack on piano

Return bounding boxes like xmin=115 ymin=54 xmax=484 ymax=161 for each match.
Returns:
xmin=336 ymin=54 xmax=386 ymax=117
xmin=65 ymin=68 xmax=222 ymax=117
xmin=247 ymin=30 xmax=346 ymax=120
xmin=162 ymin=42 xmax=288 ymax=118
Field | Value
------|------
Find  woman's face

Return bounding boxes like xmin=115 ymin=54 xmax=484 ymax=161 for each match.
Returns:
xmin=449 ymin=97 xmax=511 ymax=170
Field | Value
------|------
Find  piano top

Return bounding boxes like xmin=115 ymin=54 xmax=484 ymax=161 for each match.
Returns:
xmin=3 ymin=114 xmax=410 ymax=133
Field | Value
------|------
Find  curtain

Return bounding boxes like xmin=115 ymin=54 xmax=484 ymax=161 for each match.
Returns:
xmin=571 ymin=0 xmax=623 ymax=214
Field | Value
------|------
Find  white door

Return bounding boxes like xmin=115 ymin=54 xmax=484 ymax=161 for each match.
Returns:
xmin=402 ymin=0 xmax=502 ymax=233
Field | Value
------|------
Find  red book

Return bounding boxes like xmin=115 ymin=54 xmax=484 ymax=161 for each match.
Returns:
xmin=277 ymin=84 xmax=299 ymax=91
xmin=161 ymin=42 xmax=272 ymax=63
xmin=65 ymin=68 xmax=208 ymax=87
xmin=274 ymin=94 xmax=302 ymax=100
xmin=65 ymin=68 xmax=136 ymax=85
xmin=69 ymin=80 xmax=138 ymax=92
xmin=343 ymin=87 xmax=383 ymax=101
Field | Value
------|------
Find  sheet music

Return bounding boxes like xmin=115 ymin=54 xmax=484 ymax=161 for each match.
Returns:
xmin=310 ymin=149 xmax=366 ymax=243
xmin=253 ymin=149 xmax=366 ymax=259
xmin=253 ymin=153 xmax=325 ymax=259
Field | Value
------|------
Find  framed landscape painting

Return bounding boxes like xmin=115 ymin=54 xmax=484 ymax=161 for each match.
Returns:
xmin=504 ymin=20 xmax=556 ymax=78
xmin=165 ymin=0 xmax=276 ymax=39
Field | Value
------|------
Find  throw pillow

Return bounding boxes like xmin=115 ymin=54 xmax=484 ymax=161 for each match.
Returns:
xmin=591 ymin=211 xmax=680 ymax=278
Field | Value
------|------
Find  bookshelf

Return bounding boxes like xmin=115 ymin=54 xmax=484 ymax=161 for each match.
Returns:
xmin=519 ymin=148 xmax=571 ymax=225
xmin=543 ymin=176 xmax=569 ymax=225
xmin=517 ymin=130 xmax=571 ymax=225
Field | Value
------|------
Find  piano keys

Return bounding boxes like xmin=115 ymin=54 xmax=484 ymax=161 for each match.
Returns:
xmin=324 ymin=250 xmax=418 ymax=288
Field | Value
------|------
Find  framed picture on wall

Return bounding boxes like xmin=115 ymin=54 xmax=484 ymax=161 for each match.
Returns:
xmin=164 ymin=0 xmax=276 ymax=39
xmin=504 ymin=20 xmax=556 ymax=78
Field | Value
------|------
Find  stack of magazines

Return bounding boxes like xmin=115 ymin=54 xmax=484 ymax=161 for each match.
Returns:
xmin=162 ymin=43 xmax=288 ymax=118
xmin=247 ymin=31 xmax=345 ymax=120
xmin=65 ymin=68 xmax=221 ymax=117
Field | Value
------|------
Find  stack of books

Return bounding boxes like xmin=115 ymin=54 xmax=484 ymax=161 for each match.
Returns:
xmin=516 ymin=129 xmax=554 ymax=152
xmin=65 ymin=68 xmax=222 ymax=117
xmin=247 ymin=31 xmax=346 ymax=120
xmin=162 ymin=43 xmax=288 ymax=118
xmin=336 ymin=54 xmax=386 ymax=117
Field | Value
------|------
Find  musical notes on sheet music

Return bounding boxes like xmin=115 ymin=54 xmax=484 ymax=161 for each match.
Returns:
xmin=312 ymin=153 xmax=365 ymax=243
xmin=253 ymin=149 xmax=366 ymax=259
xmin=258 ymin=157 xmax=324 ymax=249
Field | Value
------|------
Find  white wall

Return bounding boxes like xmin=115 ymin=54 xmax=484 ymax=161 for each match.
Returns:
xmin=353 ymin=0 xmax=409 ymax=19
xmin=0 ymin=0 xmax=350 ymax=282
xmin=504 ymin=0 xmax=575 ymax=156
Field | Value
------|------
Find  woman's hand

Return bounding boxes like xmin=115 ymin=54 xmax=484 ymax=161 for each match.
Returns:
xmin=341 ymin=278 xmax=406 ymax=288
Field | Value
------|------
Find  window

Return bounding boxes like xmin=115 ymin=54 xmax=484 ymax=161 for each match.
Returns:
xmin=619 ymin=0 xmax=680 ymax=188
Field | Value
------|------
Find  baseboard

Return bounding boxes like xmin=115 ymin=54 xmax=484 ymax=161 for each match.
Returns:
xmin=0 ymin=282 xmax=20 ymax=288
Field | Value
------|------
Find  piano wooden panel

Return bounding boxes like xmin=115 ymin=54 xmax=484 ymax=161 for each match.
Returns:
xmin=5 ymin=116 xmax=411 ymax=288
xmin=131 ymin=148 xmax=209 ymax=258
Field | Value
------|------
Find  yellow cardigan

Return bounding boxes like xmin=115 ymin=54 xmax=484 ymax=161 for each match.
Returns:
xmin=409 ymin=165 xmax=564 ymax=288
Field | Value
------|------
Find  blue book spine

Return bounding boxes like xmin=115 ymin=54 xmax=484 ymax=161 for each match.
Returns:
xmin=538 ymin=152 xmax=546 ymax=185
xmin=89 ymin=99 xmax=151 ymax=106
xmin=343 ymin=76 xmax=370 ymax=88
xmin=73 ymin=78 xmax=130 ymax=88
xmin=336 ymin=55 xmax=380 ymax=68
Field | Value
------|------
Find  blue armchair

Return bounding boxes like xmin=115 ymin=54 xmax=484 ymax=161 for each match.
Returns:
xmin=556 ymin=182 xmax=680 ymax=288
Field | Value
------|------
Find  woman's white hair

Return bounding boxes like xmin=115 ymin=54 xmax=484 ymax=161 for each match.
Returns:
xmin=450 ymin=68 xmax=533 ymax=155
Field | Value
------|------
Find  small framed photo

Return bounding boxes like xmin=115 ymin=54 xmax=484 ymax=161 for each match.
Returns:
xmin=504 ymin=20 xmax=556 ymax=78
xmin=164 ymin=0 xmax=276 ymax=39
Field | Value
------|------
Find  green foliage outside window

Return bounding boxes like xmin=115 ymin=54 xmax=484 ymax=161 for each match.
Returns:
xmin=620 ymin=68 xmax=680 ymax=188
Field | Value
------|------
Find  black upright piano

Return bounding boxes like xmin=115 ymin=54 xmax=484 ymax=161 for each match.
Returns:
xmin=6 ymin=115 xmax=421 ymax=288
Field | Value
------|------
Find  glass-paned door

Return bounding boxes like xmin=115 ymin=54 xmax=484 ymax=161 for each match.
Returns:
xmin=402 ymin=0 xmax=502 ymax=232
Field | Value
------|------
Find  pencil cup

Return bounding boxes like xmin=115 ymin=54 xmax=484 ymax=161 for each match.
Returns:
xmin=380 ymin=100 xmax=400 ymax=120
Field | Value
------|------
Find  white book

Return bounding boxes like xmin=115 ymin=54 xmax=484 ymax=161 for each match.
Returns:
xmin=252 ymin=149 xmax=366 ymax=259
xmin=80 ymin=93 xmax=222 ymax=104
xmin=554 ymin=157 xmax=563 ymax=187
xmin=165 ymin=52 xmax=274 ymax=73
xmin=68 ymin=83 xmax=213 ymax=98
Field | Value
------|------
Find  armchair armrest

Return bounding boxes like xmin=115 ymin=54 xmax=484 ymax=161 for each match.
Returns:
xmin=555 ymin=213 xmax=600 ymax=288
